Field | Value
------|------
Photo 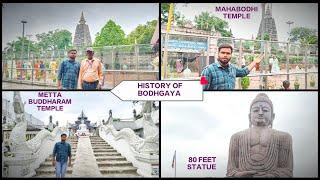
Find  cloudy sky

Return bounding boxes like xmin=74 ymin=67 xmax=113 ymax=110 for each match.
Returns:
xmin=2 ymin=91 xmax=143 ymax=127
xmin=2 ymin=3 xmax=158 ymax=50
xmin=175 ymin=3 xmax=318 ymax=41
xmin=161 ymin=92 xmax=318 ymax=177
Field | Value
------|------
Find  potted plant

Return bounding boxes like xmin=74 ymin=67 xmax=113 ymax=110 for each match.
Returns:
xmin=241 ymin=76 xmax=250 ymax=89
xmin=53 ymin=77 xmax=57 ymax=83
xmin=294 ymin=79 xmax=300 ymax=90
xmin=310 ymin=75 xmax=315 ymax=87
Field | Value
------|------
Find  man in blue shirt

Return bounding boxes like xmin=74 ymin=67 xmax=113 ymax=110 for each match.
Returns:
xmin=57 ymin=49 xmax=80 ymax=89
xmin=52 ymin=133 xmax=72 ymax=178
xmin=201 ymin=44 xmax=264 ymax=90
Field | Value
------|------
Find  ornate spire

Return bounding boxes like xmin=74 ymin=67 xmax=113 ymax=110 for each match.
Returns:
xmin=79 ymin=11 xmax=86 ymax=24
xmin=265 ymin=4 xmax=272 ymax=17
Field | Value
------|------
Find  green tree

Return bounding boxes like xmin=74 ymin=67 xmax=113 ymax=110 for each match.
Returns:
xmin=161 ymin=3 xmax=181 ymax=24
xmin=176 ymin=14 xmax=189 ymax=28
xmin=194 ymin=11 xmax=232 ymax=37
xmin=289 ymin=27 xmax=318 ymax=45
xmin=35 ymin=29 xmax=72 ymax=51
xmin=126 ymin=19 xmax=157 ymax=45
xmin=94 ymin=20 xmax=126 ymax=47
xmin=4 ymin=37 xmax=37 ymax=59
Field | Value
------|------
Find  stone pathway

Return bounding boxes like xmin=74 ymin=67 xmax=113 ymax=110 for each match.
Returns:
xmin=71 ymin=136 xmax=102 ymax=177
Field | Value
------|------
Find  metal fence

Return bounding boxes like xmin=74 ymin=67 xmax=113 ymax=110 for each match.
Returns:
xmin=2 ymin=44 xmax=159 ymax=89
xmin=161 ymin=32 xmax=318 ymax=89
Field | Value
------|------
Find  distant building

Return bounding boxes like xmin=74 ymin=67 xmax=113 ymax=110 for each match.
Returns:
xmin=68 ymin=110 xmax=98 ymax=135
xmin=257 ymin=3 xmax=278 ymax=41
xmin=73 ymin=12 xmax=92 ymax=49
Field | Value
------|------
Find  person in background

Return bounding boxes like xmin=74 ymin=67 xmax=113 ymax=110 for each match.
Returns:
xmin=282 ymin=80 xmax=290 ymax=90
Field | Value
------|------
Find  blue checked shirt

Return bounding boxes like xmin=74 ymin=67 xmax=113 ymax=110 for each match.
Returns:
xmin=53 ymin=141 xmax=71 ymax=163
xmin=57 ymin=59 xmax=80 ymax=89
xmin=201 ymin=62 xmax=250 ymax=90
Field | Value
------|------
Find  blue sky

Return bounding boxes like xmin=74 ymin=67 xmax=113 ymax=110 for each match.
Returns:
xmin=2 ymin=3 xmax=158 ymax=50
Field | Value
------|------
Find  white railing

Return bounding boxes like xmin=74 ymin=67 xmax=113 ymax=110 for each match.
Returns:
xmin=99 ymin=119 xmax=159 ymax=177
xmin=3 ymin=126 xmax=62 ymax=177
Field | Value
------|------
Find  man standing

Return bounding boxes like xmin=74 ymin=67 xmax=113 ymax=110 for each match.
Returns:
xmin=269 ymin=55 xmax=274 ymax=73
xmin=57 ymin=49 xmax=80 ymax=89
xmin=78 ymin=47 xmax=103 ymax=90
xmin=201 ymin=44 xmax=264 ymax=90
xmin=52 ymin=133 xmax=72 ymax=178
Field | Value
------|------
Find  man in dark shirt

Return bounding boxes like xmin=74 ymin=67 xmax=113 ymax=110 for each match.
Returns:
xmin=52 ymin=133 xmax=72 ymax=178
xmin=201 ymin=44 xmax=264 ymax=90
xmin=57 ymin=49 xmax=80 ymax=89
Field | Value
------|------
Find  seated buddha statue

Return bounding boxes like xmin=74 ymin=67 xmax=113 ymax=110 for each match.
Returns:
xmin=226 ymin=93 xmax=293 ymax=177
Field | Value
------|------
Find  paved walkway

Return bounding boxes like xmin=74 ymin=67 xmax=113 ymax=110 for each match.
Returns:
xmin=71 ymin=136 xmax=102 ymax=177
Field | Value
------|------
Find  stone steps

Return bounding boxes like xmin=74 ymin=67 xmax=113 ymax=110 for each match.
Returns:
xmin=35 ymin=166 xmax=73 ymax=175
xmin=97 ymin=161 xmax=133 ymax=167
xmin=92 ymin=146 xmax=113 ymax=149
xmin=99 ymin=166 xmax=138 ymax=174
xmin=91 ymin=142 xmax=110 ymax=146
xmin=92 ymin=149 xmax=117 ymax=152
xmin=89 ymin=137 xmax=139 ymax=177
xmin=93 ymin=152 xmax=121 ymax=156
xmin=95 ymin=156 xmax=127 ymax=161
xmin=101 ymin=173 xmax=141 ymax=177
xmin=38 ymin=161 xmax=75 ymax=167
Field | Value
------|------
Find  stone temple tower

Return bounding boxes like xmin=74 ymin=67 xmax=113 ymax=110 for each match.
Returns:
xmin=73 ymin=12 xmax=92 ymax=48
xmin=257 ymin=3 xmax=278 ymax=41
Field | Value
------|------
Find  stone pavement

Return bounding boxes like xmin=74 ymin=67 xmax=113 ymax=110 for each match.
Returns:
xmin=71 ymin=136 xmax=102 ymax=177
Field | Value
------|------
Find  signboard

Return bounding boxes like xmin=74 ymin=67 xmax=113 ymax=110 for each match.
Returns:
xmin=167 ymin=39 xmax=208 ymax=52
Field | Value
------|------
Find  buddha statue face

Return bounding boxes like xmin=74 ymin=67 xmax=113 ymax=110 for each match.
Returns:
xmin=248 ymin=93 xmax=275 ymax=128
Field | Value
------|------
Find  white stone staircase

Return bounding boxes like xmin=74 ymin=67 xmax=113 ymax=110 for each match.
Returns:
xmin=33 ymin=137 xmax=78 ymax=177
xmin=89 ymin=136 xmax=141 ymax=177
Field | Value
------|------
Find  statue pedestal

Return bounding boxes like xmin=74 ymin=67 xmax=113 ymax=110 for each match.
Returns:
xmin=3 ymin=153 xmax=37 ymax=177
xmin=140 ymin=138 xmax=159 ymax=155
xmin=134 ymin=152 xmax=159 ymax=177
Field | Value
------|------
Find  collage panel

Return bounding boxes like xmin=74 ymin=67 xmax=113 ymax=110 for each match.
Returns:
xmin=2 ymin=91 xmax=159 ymax=177
xmin=1 ymin=2 xmax=319 ymax=179
xmin=160 ymin=3 xmax=318 ymax=90
xmin=2 ymin=3 xmax=159 ymax=90
xmin=161 ymin=91 xmax=318 ymax=177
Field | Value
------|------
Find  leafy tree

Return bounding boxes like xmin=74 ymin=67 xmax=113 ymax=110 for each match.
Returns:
xmin=194 ymin=11 xmax=232 ymax=37
xmin=126 ymin=19 xmax=157 ymax=45
xmin=176 ymin=14 xmax=189 ymax=28
xmin=93 ymin=20 xmax=126 ymax=47
xmin=36 ymin=29 xmax=72 ymax=51
xmin=161 ymin=3 xmax=181 ymax=24
xmin=289 ymin=27 xmax=318 ymax=45
xmin=4 ymin=37 xmax=37 ymax=59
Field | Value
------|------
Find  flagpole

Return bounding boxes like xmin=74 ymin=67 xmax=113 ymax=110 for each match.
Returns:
xmin=175 ymin=150 xmax=176 ymax=178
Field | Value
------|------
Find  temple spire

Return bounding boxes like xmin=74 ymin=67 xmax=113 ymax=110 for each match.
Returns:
xmin=79 ymin=11 xmax=86 ymax=24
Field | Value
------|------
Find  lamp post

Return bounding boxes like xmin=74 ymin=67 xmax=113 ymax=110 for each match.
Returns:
xmin=21 ymin=20 xmax=27 ymax=80
xmin=286 ymin=21 xmax=294 ymax=42
xmin=26 ymin=34 xmax=32 ymax=62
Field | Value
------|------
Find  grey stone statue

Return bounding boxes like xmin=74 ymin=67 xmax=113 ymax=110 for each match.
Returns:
xmin=226 ymin=93 xmax=293 ymax=177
